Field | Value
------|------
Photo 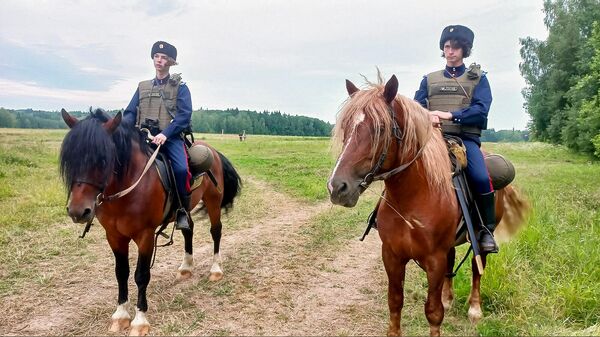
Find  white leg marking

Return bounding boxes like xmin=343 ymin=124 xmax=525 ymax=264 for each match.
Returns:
xmin=109 ymin=301 xmax=131 ymax=332
xmin=111 ymin=301 xmax=131 ymax=320
xmin=209 ymin=252 xmax=223 ymax=281
xmin=131 ymin=308 xmax=149 ymax=326
xmin=178 ymin=252 xmax=194 ymax=272
xmin=210 ymin=253 xmax=222 ymax=274
xmin=468 ymin=304 xmax=483 ymax=323
xmin=177 ymin=252 xmax=194 ymax=280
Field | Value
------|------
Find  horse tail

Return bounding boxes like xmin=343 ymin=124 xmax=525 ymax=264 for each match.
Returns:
xmin=495 ymin=184 xmax=531 ymax=242
xmin=218 ymin=151 xmax=242 ymax=212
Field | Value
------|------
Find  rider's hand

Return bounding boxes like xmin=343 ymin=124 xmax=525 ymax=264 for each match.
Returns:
xmin=152 ymin=133 xmax=167 ymax=145
xmin=429 ymin=113 xmax=441 ymax=128
xmin=431 ymin=110 xmax=453 ymax=120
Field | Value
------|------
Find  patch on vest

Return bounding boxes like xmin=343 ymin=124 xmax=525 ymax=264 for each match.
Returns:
xmin=439 ymin=86 xmax=458 ymax=92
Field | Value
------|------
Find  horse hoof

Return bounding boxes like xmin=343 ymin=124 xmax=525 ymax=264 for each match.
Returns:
xmin=209 ymin=271 xmax=223 ymax=282
xmin=129 ymin=324 xmax=150 ymax=336
xmin=177 ymin=269 xmax=193 ymax=280
xmin=468 ymin=307 xmax=483 ymax=324
xmin=109 ymin=318 xmax=130 ymax=332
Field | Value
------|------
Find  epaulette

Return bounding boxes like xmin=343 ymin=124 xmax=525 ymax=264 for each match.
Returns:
xmin=169 ymin=73 xmax=182 ymax=86
xmin=466 ymin=63 xmax=482 ymax=80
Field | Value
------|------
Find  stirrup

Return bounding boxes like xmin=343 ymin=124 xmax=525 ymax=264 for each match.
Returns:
xmin=175 ymin=209 xmax=191 ymax=231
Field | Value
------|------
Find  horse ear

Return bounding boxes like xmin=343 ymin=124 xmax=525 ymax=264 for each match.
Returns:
xmin=383 ymin=75 xmax=399 ymax=104
xmin=103 ymin=111 xmax=122 ymax=134
xmin=346 ymin=79 xmax=359 ymax=96
xmin=61 ymin=108 xmax=78 ymax=128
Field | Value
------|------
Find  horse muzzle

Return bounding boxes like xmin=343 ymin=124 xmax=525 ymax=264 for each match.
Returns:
xmin=66 ymin=204 xmax=95 ymax=224
xmin=328 ymin=176 xmax=361 ymax=207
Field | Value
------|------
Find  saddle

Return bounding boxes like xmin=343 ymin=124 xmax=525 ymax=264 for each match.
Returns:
xmin=152 ymin=133 xmax=216 ymax=224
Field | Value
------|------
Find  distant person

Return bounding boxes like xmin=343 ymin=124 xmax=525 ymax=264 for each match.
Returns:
xmin=413 ymin=25 xmax=497 ymax=253
xmin=123 ymin=41 xmax=193 ymax=231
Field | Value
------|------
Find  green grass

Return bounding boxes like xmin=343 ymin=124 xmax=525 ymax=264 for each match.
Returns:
xmin=0 ymin=128 xmax=598 ymax=335
xmin=194 ymin=134 xmax=335 ymax=201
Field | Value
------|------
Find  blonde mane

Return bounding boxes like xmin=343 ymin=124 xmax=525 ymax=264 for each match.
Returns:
xmin=332 ymin=77 xmax=453 ymax=199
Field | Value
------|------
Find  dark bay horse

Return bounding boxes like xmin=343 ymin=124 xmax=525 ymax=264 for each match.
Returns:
xmin=59 ymin=108 xmax=241 ymax=336
xmin=328 ymin=75 xmax=528 ymax=336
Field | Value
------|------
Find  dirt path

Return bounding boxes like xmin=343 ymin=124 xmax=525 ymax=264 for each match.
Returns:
xmin=1 ymin=177 xmax=390 ymax=336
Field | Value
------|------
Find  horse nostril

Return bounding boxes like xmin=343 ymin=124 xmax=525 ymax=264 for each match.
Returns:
xmin=82 ymin=208 xmax=92 ymax=218
xmin=338 ymin=182 xmax=348 ymax=193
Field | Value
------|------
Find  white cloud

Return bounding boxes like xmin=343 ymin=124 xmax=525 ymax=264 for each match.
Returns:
xmin=0 ymin=0 xmax=548 ymax=129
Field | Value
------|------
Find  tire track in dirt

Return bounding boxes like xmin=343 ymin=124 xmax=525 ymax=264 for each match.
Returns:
xmin=2 ymin=176 xmax=389 ymax=336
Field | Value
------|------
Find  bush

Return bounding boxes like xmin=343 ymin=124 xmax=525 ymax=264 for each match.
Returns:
xmin=593 ymin=133 xmax=600 ymax=158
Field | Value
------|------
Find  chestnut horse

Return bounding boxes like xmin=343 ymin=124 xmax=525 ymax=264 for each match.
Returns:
xmin=328 ymin=75 xmax=528 ymax=336
xmin=59 ymin=109 xmax=241 ymax=335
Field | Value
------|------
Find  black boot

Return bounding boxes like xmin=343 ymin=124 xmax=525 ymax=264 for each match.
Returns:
xmin=175 ymin=194 xmax=191 ymax=231
xmin=476 ymin=191 xmax=498 ymax=254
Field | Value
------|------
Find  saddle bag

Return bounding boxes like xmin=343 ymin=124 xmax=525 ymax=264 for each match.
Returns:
xmin=188 ymin=144 xmax=214 ymax=175
xmin=484 ymin=154 xmax=515 ymax=190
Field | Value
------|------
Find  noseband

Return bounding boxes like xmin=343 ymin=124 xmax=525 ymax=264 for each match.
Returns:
xmin=358 ymin=103 xmax=428 ymax=190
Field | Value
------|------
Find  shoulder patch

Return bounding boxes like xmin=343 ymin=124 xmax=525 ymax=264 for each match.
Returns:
xmin=169 ymin=73 xmax=182 ymax=86
xmin=467 ymin=63 xmax=482 ymax=80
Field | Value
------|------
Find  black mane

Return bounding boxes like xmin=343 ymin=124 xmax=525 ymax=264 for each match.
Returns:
xmin=59 ymin=108 xmax=149 ymax=189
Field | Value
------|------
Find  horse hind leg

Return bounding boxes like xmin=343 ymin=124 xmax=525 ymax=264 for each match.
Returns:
xmin=177 ymin=219 xmax=195 ymax=280
xmin=442 ymin=247 xmax=456 ymax=312
xmin=468 ymin=253 xmax=488 ymax=324
xmin=208 ymin=222 xmax=223 ymax=282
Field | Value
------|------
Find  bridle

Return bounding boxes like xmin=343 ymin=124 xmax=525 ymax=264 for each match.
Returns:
xmin=71 ymin=129 xmax=162 ymax=238
xmin=358 ymin=102 xmax=428 ymax=190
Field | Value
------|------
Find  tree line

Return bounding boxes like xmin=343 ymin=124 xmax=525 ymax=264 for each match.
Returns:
xmin=0 ymin=107 xmax=530 ymax=142
xmin=520 ymin=0 xmax=600 ymax=158
xmin=0 ymin=107 xmax=333 ymax=137
xmin=481 ymin=129 xmax=530 ymax=142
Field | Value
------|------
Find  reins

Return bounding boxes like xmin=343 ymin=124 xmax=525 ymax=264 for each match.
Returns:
xmin=79 ymin=129 xmax=161 ymax=238
xmin=96 ymin=143 xmax=161 ymax=205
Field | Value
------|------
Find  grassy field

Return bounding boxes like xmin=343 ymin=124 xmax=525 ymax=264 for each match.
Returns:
xmin=0 ymin=128 xmax=598 ymax=335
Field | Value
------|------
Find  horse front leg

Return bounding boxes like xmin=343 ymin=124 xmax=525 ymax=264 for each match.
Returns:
xmin=423 ymin=252 xmax=448 ymax=337
xmin=382 ymin=245 xmax=407 ymax=337
xmin=468 ymin=253 xmax=488 ymax=324
xmin=107 ymin=235 xmax=131 ymax=333
xmin=442 ymin=247 xmax=456 ymax=311
xmin=177 ymin=219 xmax=195 ymax=280
xmin=129 ymin=232 xmax=154 ymax=336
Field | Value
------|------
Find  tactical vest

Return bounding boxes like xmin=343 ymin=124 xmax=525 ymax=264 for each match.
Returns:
xmin=426 ymin=64 xmax=482 ymax=136
xmin=136 ymin=73 xmax=182 ymax=131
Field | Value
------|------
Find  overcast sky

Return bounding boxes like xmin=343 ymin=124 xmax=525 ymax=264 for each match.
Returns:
xmin=1 ymin=0 xmax=548 ymax=130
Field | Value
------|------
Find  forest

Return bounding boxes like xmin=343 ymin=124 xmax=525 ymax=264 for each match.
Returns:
xmin=520 ymin=0 xmax=600 ymax=157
